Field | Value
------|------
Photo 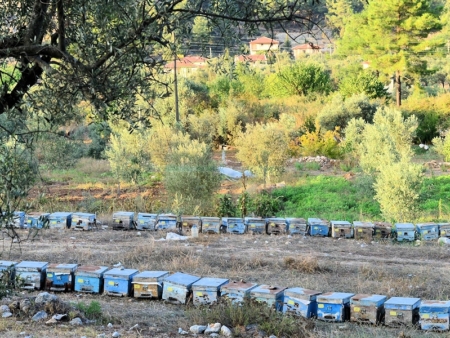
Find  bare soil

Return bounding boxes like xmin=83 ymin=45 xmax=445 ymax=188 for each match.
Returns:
xmin=0 ymin=228 xmax=447 ymax=337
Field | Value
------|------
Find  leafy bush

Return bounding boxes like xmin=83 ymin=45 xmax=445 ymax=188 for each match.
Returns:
xmin=38 ymin=133 xmax=85 ymax=169
xmin=295 ymin=128 xmax=342 ymax=159
xmin=250 ymin=191 xmax=283 ymax=217
xmin=432 ymin=135 xmax=450 ymax=161
xmin=317 ymin=94 xmax=380 ymax=131
xmin=216 ymin=194 xmax=237 ymax=217
xmin=75 ymin=301 xmax=102 ymax=320
xmin=339 ymin=71 xmax=390 ymax=100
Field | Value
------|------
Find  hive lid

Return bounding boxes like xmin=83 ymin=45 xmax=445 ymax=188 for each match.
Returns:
xmin=104 ymin=268 xmax=139 ymax=277
xmin=48 ymin=263 xmax=78 ymax=270
xmin=416 ymin=222 xmax=438 ymax=229
xmin=221 ymin=280 xmax=258 ymax=292
xmin=331 ymin=220 xmax=351 ymax=227
xmin=113 ymin=211 xmax=134 ymax=217
xmin=76 ymin=265 xmax=109 ymax=274
xmin=73 ymin=212 xmax=95 ymax=218
xmin=353 ymin=221 xmax=374 ymax=228
xmin=308 ymin=218 xmax=327 ymax=225
xmin=0 ymin=261 xmax=17 ymax=268
xmin=192 ymin=277 xmax=229 ymax=288
xmin=137 ymin=213 xmax=158 ymax=218
xmin=385 ymin=297 xmax=421 ymax=308
xmin=164 ymin=272 xmax=200 ymax=286
xmin=49 ymin=212 xmax=72 ymax=218
xmin=250 ymin=284 xmax=286 ymax=296
xmin=266 ymin=218 xmax=286 ymax=223
xmin=394 ymin=223 xmax=415 ymax=229
xmin=201 ymin=217 xmax=221 ymax=222
xmin=317 ymin=292 xmax=354 ymax=304
xmin=16 ymin=261 xmax=48 ymax=269
xmin=351 ymin=294 xmax=387 ymax=307
xmin=284 ymin=287 xmax=321 ymax=300
xmin=133 ymin=271 xmax=169 ymax=279
xmin=420 ymin=300 xmax=450 ymax=312
xmin=285 ymin=218 xmax=307 ymax=224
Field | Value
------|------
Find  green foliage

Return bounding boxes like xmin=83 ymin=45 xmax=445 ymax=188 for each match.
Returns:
xmin=86 ymin=123 xmax=111 ymax=159
xmin=38 ymin=133 xmax=85 ymax=170
xmin=339 ymin=71 xmax=390 ymax=100
xmin=432 ymin=135 xmax=450 ymax=161
xmin=105 ymin=123 xmax=151 ymax=184
xmin=163 ymin=138 xmax=221 ymax=214
xmin=295 ymin=162 xmax=321 ymax=171
xmin=216 ymin=194 xmax=237 ymax=217
xmin=295 ymin=128 xmax=342 ymax=159
xmin=235 ymin=123 xmax=289 ymax=185
xmin=251 ymin=191 xmax=283 ymax=217
xmin=273 ymin=61 xmax=332 ymax=98
xmin=317 ymin=94 xmax=380 ymax=131
xmin=75 ymin=301 xmax=102 ymax=320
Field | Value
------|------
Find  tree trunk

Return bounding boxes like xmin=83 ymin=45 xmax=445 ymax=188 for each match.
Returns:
xmin=396 ymin=70 xmax=401 ymax=106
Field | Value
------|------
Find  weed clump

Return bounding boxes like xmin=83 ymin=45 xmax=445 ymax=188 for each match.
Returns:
xmin=284 ymin=255 xmax=325 ymax=274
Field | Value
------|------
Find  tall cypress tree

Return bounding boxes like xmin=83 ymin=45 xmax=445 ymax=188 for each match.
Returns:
xmin=338 ymin=0 xmax=442 ymax=106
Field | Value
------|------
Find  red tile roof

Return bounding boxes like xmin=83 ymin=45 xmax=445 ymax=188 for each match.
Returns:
xmin=164 ymin=55 xmax=208 ymax=69
xmin=292 ymin=43 xmax=321 ymax=50
xmin=249 ymin=37 xmax=279 ymax=45
xmin=235 ymin=54 xmax=267 ymax=62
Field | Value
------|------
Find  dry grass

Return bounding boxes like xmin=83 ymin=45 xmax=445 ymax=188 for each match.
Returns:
xmin=284 ymin=255 xmax=326 ymax=274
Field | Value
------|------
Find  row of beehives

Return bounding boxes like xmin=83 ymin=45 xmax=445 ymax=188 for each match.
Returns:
xmin=0 ymin=260 xmax=448 ymax=331
xmin=10 ymin=211 xmax=449 ymax=242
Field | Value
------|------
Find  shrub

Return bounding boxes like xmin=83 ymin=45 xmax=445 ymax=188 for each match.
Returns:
xmin=251 ymin=191 xmax=283 ymax=217
xmin=432 ymin=135 xmax=450 ymax=161
xmin=216 ymin=194 xmax=237 ymax=217
xmin=38 ymin=133 xmax=86 ymax=169
xmin=296 ymin=128 xmax=342 ymax=159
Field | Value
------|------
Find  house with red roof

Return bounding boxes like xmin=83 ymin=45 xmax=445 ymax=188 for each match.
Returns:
xmin=164 ymin=55 xmax=208 ymax=76
xmin=234 ymin=54 xmax=267 ymax=66
xmin=292 ymin=43 xmax=322 ymax=59
xmin=249 ymin=37 xmax=279 ymax=55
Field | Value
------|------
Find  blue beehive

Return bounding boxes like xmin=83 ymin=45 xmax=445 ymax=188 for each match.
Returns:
xmin=350 ymin=294 xmax=387 ymax=324
xmin=156 ymin=214 xmax=178 ymax=230
xmin=353 ymin=221 xmax=374 ymax=241
xmin=132 ymin=271 xmax=169 ymax=299
xmin=286 ymin=218 xmax=308 ymax=235
xmin=72 ymin=213 xmax=96 ymax=231
xmin=385 ymin=297 xmax=421 ymax=326
xmin=0 ymin=261 xmax=17 ymax=282
xmin=46 ymin=263 xmax=78 ymax=292
xmin=201 ymin=217 xmax=222 ymax=234
xmin=317 ymin=292 xmax=354 ymax=322
xmin=308 ymin=218 xmax=329 ymax=237
xmin=16 ymin=261 xmax=48 ymax=290
xmin=48 ymin=212 xmax=72 ymax=229
xmin=136 ymin=213 xmax=158 ymax=231
xmin=180 ymin=216 xmax=202 ymax=235
xmin=13 ymin=211 xmax=25 ymax=229
xmin=416 ymin=222 xmax=439 ymax=241
xmin=250 ymin=285 xmax=286 ymax=311
xmin=75 ymin=265 xmax=108 ymax=293
xmin=25 ymin=212 xmax=50 ymax=229
xmin=112 ymin=211 xmax=135 ymax=230
xmin=162 ymin=272 xmax=201 ymax=304
xmin=245 ymin=217 xmax=266 ymax=234
xmin=223 ymin=217 xmax=246 ymax=234
xmin=221 ymin=280 xmax=258 ymax=304
xmin=192 ymin=277 xmax=229 ymax=305
xmin=266 ymin=218 xmax=287 ymax=235
xmin=420 ymin=300 xmax=450 ymax=331
xmin=439 ymin=223 xmax=450 ymax=238
xmin=104 ymin=268 xmax=139 ymax=297
xmin=331 ymin=220 xmax=353 ymax=238
xmin=393 ymin=223 xmax=416 ymax=242
xmin=283 ymin=287 xmax=321 ymax=318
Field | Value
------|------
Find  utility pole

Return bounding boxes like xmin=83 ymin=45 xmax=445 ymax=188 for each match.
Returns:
xmin=173 ymin=32 xmax=180 ymax=123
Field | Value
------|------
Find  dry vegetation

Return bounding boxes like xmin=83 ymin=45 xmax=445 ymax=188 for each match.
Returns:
xmin=0 ymin=228 xmax=448 ymax=337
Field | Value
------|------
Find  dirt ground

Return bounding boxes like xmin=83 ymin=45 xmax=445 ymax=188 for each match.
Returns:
xmin=0 ymin=228 xmax=448 ymax=337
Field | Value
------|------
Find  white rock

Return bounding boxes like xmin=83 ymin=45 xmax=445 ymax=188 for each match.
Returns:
xmin=0 ymin=305 xmax=10 ymax=313
xmin=35 ymin=292 xmax=57 ymax=305
xmin=2 ymin=312 xmax=12 ymax=318
xmin=210 ymin=334 xmax=219 ymax=337
xmin=112 ymin=332 xmax=121 ymax=338
xmin=46 ymin=318 xmax=58 ymax=325
xmin=287 ymin=235 xmax=292 ymax=238
xmin=204 ymin=323 xmax=221 ymax=334
xmin=70 ymin=317 xmax=83 ymax=325
xmin=32 ymin=311 xmax=48 ymax=321
xmin=129 ymin=324 xmax=139 ymax=331
xmin=107 ymin=323 xmax=113 ymax=328
xmin=137 ymin=232 xmax=141 ymax=236
xmin=96 ymin=334 xmax=106 ymax=338
xmin=220 ymin=325 xmax=232 ymax=337
xmin=269 ymin=335 xmax=277 ymax=338
xmin=190 ymin=325 xmax=207 ymax=334
xmin=52 ymin=314 xmax=67 ymax=321
xmin=178 ymin=328 xmax=188 ymax=335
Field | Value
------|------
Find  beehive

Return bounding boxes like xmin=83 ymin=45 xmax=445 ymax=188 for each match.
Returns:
xmin=308 ymin=218 xmax=329 ymax=237
xmin=416 ymin=223 xmax=439 ymax=241
xmin=350 ymin=294 xmax=387 ymax=324
xmin=266 ymin=218 xmax=287 ymax=235
xmin=156 ymin=214 xmax=178 ymax=230
xmin=249 ymin=285 xmax=286 ymax=311
xmin=72 ymin=213 xmax=96 ymax=231
xmin=223 ymin=217 xmax=246 ymax=234
xmin=103 ymin=268 xmax=139 ymax=297
xmin=132 ymin=271 xmax=169 ymax=299
xmin=0 ymin=261 xmax=17 ymax=282
xmin=373 ymin=222 xmax=392 ymax=239
xmin=46 ymin=263 xmax=78 ymax=292
xmin=25 ymin=212 xmax=50 ymax=229
xmin=221 ymin=280 xmax=258 ymax=304
xmin=136 ymin=213 xmax=158 ymax=231
xmin=393 ymin=223 xmax=416 ymax=242
xmin=353 ymin=222 xmax=374 ymax=241
xmin=439 ymin=223 xmax=450 ymax=238
xmin=286 ymin=218 xmax=308 ymax=235
xmin=75 ymin=265 xmax=108 ymax=293
xmin=244 ymin=217 xmax=266 ymax=234
xmin=317 ymin=292 xmax=354 ymax=322
xmin=16 ymin=261 xmax=48 ymax=290
xmin=200 ymin=217 xmax=222 ymax=234
xmin=419 ymin=300 xmax=450 ymax=331
xmin=180 ymin=216 xmax=201 ymax=235
xmin=112 ymin=211 xmax=135 ymax=230
xmin=13 ymin=211 xmax=25 ymax=229
xmin=162 ymin=272 xmax=201 ymax=304
xmin=331 ymin=220 xmax=353 ymax=239
xmin=384 ymin=297 xmax=421 ymax=326
xmin=283 ymin=287 xmax=321 ymax=318
xmin=192 ymin=277 xmax=229 ymax=305
xmin=48 ymin=212 xmax=72 ymax=229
